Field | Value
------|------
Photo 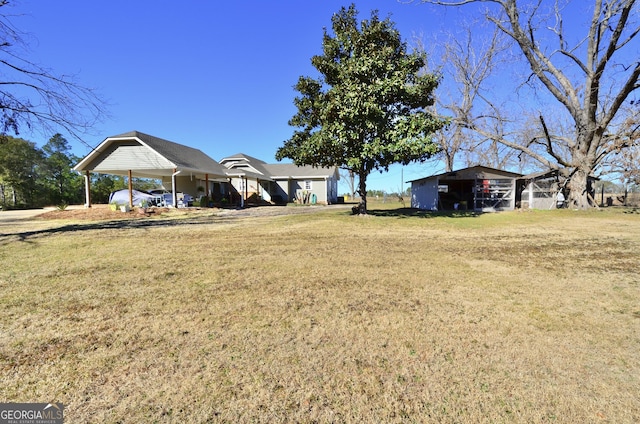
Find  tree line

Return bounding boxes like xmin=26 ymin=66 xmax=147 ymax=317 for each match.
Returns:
xmin=0 ymin=133 xmax=134 ymax=208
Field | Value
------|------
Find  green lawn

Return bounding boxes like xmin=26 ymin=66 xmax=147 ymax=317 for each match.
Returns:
xmin=1 ymin=206 xmax=639 ymax=422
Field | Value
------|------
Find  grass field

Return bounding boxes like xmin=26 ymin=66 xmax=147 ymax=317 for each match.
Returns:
xmin=1 ymin=204 xmax=639 ymax=423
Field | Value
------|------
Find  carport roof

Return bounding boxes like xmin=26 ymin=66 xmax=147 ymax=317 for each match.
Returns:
xmin=73 ymin=130 xmax=227 ymax=179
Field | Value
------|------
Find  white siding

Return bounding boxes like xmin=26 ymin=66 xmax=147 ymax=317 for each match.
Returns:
xmin=89 ymin=142 xmax=174 ymax=171
xmin=290 ymin=178 xmax=329 ymax=204
xmin=411 ymin=178 xmax=439 ymax=210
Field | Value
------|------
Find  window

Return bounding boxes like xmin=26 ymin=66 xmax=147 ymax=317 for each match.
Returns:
xmin=304 ymin=180 xmax=312 ymax=190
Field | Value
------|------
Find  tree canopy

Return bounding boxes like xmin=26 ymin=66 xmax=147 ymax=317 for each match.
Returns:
xmin=0 ymin=135 xmax=42 ymax=205
xmin=41 ymin=134 xmax=82 ymax=205
xmin=276 ymin=4 xmax=446 ymax=213
xmin=0 ymin=133 xmax=130 ymax=208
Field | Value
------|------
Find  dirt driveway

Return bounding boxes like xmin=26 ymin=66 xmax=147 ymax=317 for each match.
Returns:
xmin=0 ymin=204 xmax=352 ymax=227
xmin=0 ymin=204 xmax=354 ymax=241
xmin=0 ymin=207 xmax=58 ymax=226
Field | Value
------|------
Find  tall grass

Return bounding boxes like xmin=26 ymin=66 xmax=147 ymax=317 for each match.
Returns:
xmin=1 ymin=207 xmax=639 ymax=422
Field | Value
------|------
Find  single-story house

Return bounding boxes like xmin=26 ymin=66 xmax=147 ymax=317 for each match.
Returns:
xmin=73 ymin=131 xmax=339 ymax=207
xmin=410 ymin=166 xmax=523 ymax=211
xmin=220 ymin=153 xmax=339 ymax=206
xmin=73 ymin=131 xmax=229 ymax=207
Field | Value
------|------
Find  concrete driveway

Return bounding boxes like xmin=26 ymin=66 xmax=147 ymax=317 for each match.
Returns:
xmin=0 ymin=207 xmax=51 ymax=219
xmin=0 ymin=208 xmax=53 ymax=227
xmin=0 ymin=206 xmax=86 ymax=228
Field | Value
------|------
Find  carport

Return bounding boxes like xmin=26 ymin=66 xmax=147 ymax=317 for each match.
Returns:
xmin=73 ymin=131 xmax=228 ymax=207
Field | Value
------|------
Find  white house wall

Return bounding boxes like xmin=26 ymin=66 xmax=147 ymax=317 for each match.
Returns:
xmin=274 ymin=180 xmax=290 ymax=202
xmin=271 ymin=178 xmax=338 ymax=203
xmin=160 ymin=175 xmax=200 ymax=195
xmin=291 ymin=178 xmax=329 ymax=204
xmin=227 ymin=177 xmax=245 ymax=196
xmin=411 ymin=178 xmax=439 ymax=210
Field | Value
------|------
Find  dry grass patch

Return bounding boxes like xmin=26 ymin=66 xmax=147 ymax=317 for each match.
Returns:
xmin=0 ymin=208 xmax=639 ymax=422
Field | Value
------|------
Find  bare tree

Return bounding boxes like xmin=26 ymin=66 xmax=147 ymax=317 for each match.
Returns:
xmin=439 ymin=25 xmax=513 ymax=171
xmin=601 ymin=105 xmax=640 ymax=185
xmin=424 ymin=22 xmax=532 ymax=172
xmin=0 ymin=1 xmax=105 ymax=147
xmin=419 ymin=0 xmax=640 ymax=208
xmin=339 ymin=168 xmax=357 ymax=200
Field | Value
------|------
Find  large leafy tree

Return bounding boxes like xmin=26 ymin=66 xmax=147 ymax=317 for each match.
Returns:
xmin=276 ymin=4 xmax=445 ymax=214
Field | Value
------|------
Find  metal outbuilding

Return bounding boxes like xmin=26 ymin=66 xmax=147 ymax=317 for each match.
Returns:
xmin=410 ymin=165 xmax=600 ymax=211
xmin=409 ymin=166 xmax=523 ymax=212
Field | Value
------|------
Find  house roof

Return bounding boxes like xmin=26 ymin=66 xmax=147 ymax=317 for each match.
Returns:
xmin=220 ymin=153 xmax=272 ymax=179
xmin=264 ymin=163 xmax=338 ymax=179
xmin=219 ymin=153 xmax=338 ymax=180
xmin=220 ymin=153 xmax=267 ymax=165
xmin=73 ymin=131 xmax=227 ymax=179
xmin=408 ymin=165 xmax=523 ymax=183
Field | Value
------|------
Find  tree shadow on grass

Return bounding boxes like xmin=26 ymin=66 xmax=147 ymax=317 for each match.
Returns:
xmin=0 ymin=215 xmax=238 ymax=244
xmin=367 ymin=208 xmax=483 ymax=218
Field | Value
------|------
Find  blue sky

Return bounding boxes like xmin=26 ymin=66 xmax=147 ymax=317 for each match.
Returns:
xmin=9 ymin=1 xmax=475 ymax=192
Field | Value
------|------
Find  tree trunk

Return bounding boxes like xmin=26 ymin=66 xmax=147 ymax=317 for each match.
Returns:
xmin=444 ymin=151 xmax=454 ymax=173
xmin=566 ymin=167 xmax=591 ymax=209
xmin=357 ymin=172 xmax=368 ymax=214
xmin=349 ymin=170 xmax=356 ymax=200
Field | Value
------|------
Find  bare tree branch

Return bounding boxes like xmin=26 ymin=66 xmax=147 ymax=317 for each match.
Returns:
xmin=0 ymin=2 xmax=107 ymax=147
xmin=419 ymin=0 xmax=640 ymax=208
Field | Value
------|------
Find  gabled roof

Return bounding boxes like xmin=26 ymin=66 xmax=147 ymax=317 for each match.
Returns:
xmin=127 ymin=131 xmax=223 ymax=173
xmin=220 ymin=153 xmax=267 ymax=165
xmin=219 ymin=153 xmax=338 ymax=180
xmin=409 ymin=165 xmax=523 ymax=183
xmin=220 ymin=152 xmax=271 ymax=178
xmin=74 ymin=131 xmax=227 ymax=178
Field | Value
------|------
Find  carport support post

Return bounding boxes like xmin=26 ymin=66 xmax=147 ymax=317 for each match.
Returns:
xmin=171 ymin=169 xmax=180 ymax=207
xmin=128 ymin=170 xmax=133 ymax=207
xmin=528 ymin=181 xmax=534 ymax=208
xmin=240 ymin=176 xmax=245 ymax=208
xmin=84 ymin=171 xmax=92 ymax=208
